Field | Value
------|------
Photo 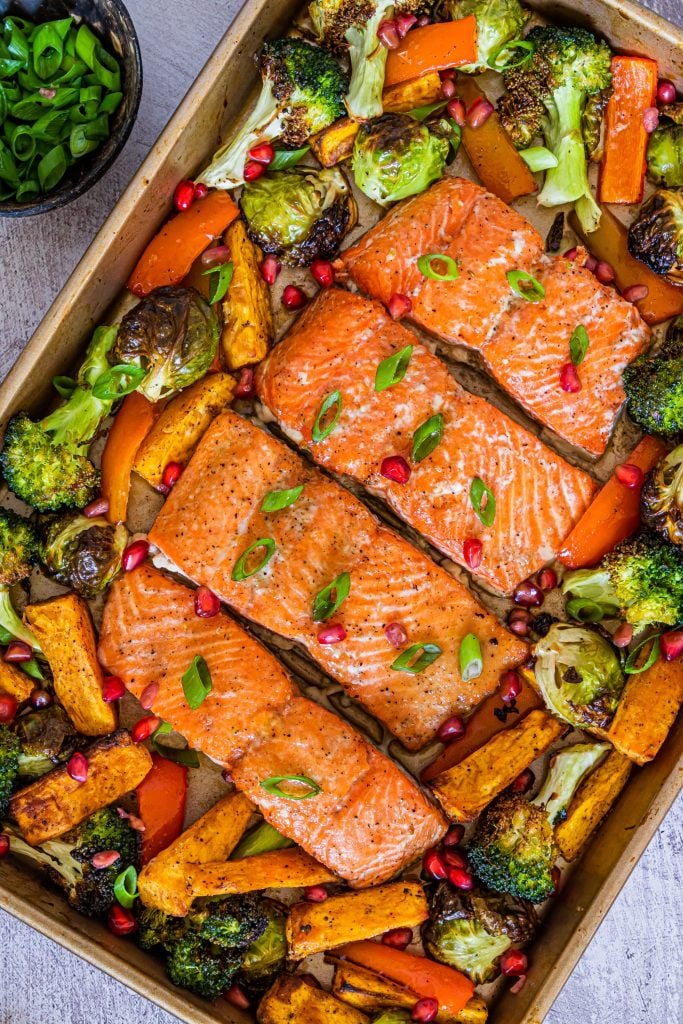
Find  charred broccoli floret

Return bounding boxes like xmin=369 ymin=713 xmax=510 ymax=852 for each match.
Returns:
xmin=238 ymin=899 xmax=287 ymax=991
xmin=562 ymin=531 xmax=683 ymax=629
xmin=3 ymin=807 xmax=139 ymax=917
xmin=351 ymin=113 xmax=450 ymax=206
xmin=240 ymin=166 xmax=357 ymax=266
xmin=641 ymin=443 xmax=683 ymax=546
xmin=424 ymin=882 xmax=537 ymax=983
xmin=0 ymin=507 xmax=40 ymax=649
xmin=0 ymin=327 xmax=117 ymax=512
xmin=166 ymin=932 xmax=241 ymax=999
xmin=40 ymin=512 xmax=128 ymax=598
xmin=198 ymin=38 xmax=347 ymax=189
xmin=628 ymin=188 xmax=683 ymax=283
xmin=440 ymin=0 xmax=528 ymax=74
xmin=497 ymin=25 xmax=612 ymax=233
xmin=0 ymin=726 xmax=20 ymax=816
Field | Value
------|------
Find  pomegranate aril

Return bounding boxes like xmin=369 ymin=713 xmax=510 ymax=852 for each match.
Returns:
xmin=221 ymin=768 xmax=234 ymax=785
xmin=318 ymin=623 xmax=347 ymax=644
xmin=378 ymin=19 xmax=400 ymax=49
xmin=512 ymin=579 xmax=544 ymax=607
xmin=447 ymin=97 xmax=466 ymax=126
xmin=194 ymin=182 xmax=208 ymax=200
xmin=440 ymin=68 xmax=457 ymax=81
xmin=122 ymin=539 xmax=149 ymax=572
xmin=500 ymin=948 xmax=528 ymax=977
xmin=466 ymin=97 xmax=494 ymax=128
xmin=437 ymin=715 xmax=466 ymax=744
xmin=162 ymin=461 xmax=183 ymax=491
xmin=248 ymin=142 xmax=275 ymax=165
xmin=140 ymin=681 xmax=160 ymax=711
xmin=173 ymin=179 xmax=196 ymax=211
xmin=224 ymin=984 xmax=250 ymax=1010
xmin=260 ymin=255 xmax=281 ymax=285
xmin=4 ymin=641 xmax=33 ymax=662
xmin=108 ymin=904 xmax=137 ymax=936
xmin=612 ymin=621 xmax=633 ymax=648
xmin=30 ymin=688 xmax=53 ymax=709
xmin=447 ymin=866 xmax=474 ymax=890
xmin=91 ymin=850 xmax=121 ymax=870
xmin=234 ymin=367 xmax=255 ymax=398
xmin=615 ymin=463 xmax=644 ymax=489
xmin=102 ymin=676 xmax=125 ymax=703
xmin=383 ymin=926 xmax=414 ymax=950
xmin=507 ymin=608 xmax=533 ymax=637
xmin=499 ymin=669 xmax=522 ymax=704
xmin=560 ymin=362 xmax=581 ymax=393
xmin=201 ymin=245 xmax=231 ymax=266
xmin=441 ymin=78 xmax=456 ymax=99
xmin=622 ymin=284 xmax=648 ymax=303
xmin=443 ymin=824 xmax=465 ymax=848
xmin=563 ymin=247 xmax=578 ymax=260
xmin=131 ymin=715 xmax=161 ymax=743
xmin=304 ymin=885 xmax=328 ymax=902
xmin=511 ymin=767 xmax=535 ymax=793
xmin=412 ymin=998 xmax=438 ymax=1023
xmin=385 ymin=621 xmax=408 ymax=647
xmin=396 ymin=12 xmax=417 ymax=37
xmin=537 ymin=567 xmax=558 ymax=592
xmin=444 ymin=848 xmax=467 ymax=870
xmin=422 ymin=847 xmax=448 ymax=881
xmin=463 ymin=537 xmax=483 ymax=569
xmin=584 ymin=254 xmax=598 ymax=273
xmin=0 ymin=834 xmax=9 ymax=858
xmin=195 ymin=586 xmax=220 ymax=618
xmin=0 ymin=694 xmax=18 ymax=724
xmin=417 ymin=14 xmax=430 ymax=26
xmin=244 ymin=159 xmax=266 ymax=182
xmin=657 ymin=79 xmax=676 ymax=105
xmin=67 ymin=752 xmax=89 ymax=783
xmin=83 ymin=496 xmax=109 ymax=518
xmin=594 ymin=260 xmax=615 ymax=284
xmin=311 ymin=260 xmax=335 ymax=288
xmin=643 ymin=106 xmax=659 ymax=133
xmin=282 ymin=284 xmax=307 ymax=310
xmin=387 ymin=292 xmax=412 ymax=320
xmin=380 ymin=455 xmax=411 ymax=483
xmin=661 ymin=630 xmax=683 ymax=662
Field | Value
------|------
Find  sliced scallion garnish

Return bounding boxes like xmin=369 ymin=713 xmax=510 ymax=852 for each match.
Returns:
xmin=232 ymin=538 xmax=276 ymax=581
xmin=182 ymin=655 xmax=213 ymax=710
xmin=391 ymin=642 xmax=442 ymax=674
xmin=313 ymin=572 xmax=351 ymax=622
xmin=312 ymin=390 xmax=342 ymax=443
xmin=203 ymin=261 xmax=234 ymax=304
xmin=151 ymin=721 xmax=200 ymax=766
xmin=412 ymin=414 xmax=444 ymax=463
xmin=92 ymin=364 xmax=146 ymax=400
xmin=113 ymin=865 xmax=138 ymax=909
xmin=506 ymin=269 xmax=546 ymax=303
xmin=487 ymin=38 xmax=535 ymax=71
xmin=261 ymin=485 xmax=304 ymax=512
xmin=470 ymin=476 xmax=496 ymax=527
xmin=570 ymin=325 xmax=589 ymax=367
xmin=566 ymin=597 xmax=606 ymax=623
xmin=417 ymin=253 xmax=459 ymax=282
xmin=375 ymin=345 xmax=413 ymax=393
xmin=260 ymin=774 xmax=322 ymax=800
xmin=519 ymin=146 xmax=559 ymax=172
xmin=624 ymin=634 xmax=660 ymax=675
xmin=459 ymin=633 xmax=483 ymax=681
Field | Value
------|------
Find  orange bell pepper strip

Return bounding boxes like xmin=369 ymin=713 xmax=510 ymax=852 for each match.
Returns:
xmin=136 ymin=754 xmax=188 ymax=864
xmin=335 ymin=941 xmax=474 ymax=1018
xmin=599 ymin=56 xmax=658 ymax=205
xmin=101 ymin=391 xmax=158 ymax=524
xmin=569 ymin=207 xmax=683 ymax=326
xmin=457 ymin=77 xmax=537 ymax=204
xmin=384 ymin=17 xmax=477 ymax=86
xmin=557 ymin=435 xmax=668 ymax=569
xmin=421 ymin=675 xmax=541 ymax=783
xmin=128 ymin=190 xmax=238 ymax=297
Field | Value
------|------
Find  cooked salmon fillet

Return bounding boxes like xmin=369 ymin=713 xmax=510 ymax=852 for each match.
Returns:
xmin=147 ymin=410 xmax=527 ymax=750
xmin=98 ymin=564 xmax=446 ymax=887
xmin=341 ymin=176 xmax=650 ymax=456
xmin=256 ymin=288 xmax=596 ymax=593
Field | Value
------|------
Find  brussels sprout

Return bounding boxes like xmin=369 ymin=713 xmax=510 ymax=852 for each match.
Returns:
xmin=41 ymin=513 xmax=128 ymax=598
xmin=14 ymin=706 xmax=84 ymax=778
xmin=628 ymin=188 xmax=683 ymax=283
xmin=641 ymin=443 xmax=683 ymax=546
xmin=112 ymin=287 xmax=220 ymax=402
xmin=240 ymin=166 xmax=356 ymax=266
xmin=533 ymin=623 xmax=625 ymax=730
xmin=647 ymin=124 xmax=683 ymax=188
xmin=351 ymin=113 xmax=450 ymax=207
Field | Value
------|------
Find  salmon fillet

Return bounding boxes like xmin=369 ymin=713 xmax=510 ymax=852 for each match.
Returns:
xmin=148 ymin=410 xmax=527 ymax=750
xmin=98 ymin=564 xmax=446 ymax=887
xmin=256 ymin=288 xmax=596 ymax=593
xmin=341 ymin=176 xmax=650 ymax=456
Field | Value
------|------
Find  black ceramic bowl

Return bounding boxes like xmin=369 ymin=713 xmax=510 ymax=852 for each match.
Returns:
xmin=0 ymin=0 xmax=142 ymax=216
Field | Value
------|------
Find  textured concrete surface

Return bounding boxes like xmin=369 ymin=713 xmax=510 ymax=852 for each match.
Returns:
xmin=0 ymin=1 xmax=681 ymax=1022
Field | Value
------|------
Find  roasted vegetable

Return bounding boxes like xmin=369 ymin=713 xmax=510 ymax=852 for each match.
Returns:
xmin=136 ymin=754 xmax=188 ymax=865
xmin=440 ymin=0 xmax=527 ymax=74
xmin=497 ymin=25 xmax=612 ymax=232
xmin=220 ymin=219 xmax=274 ymax=370
xmin=24 ymin=593 xmax=116 ymax=736
xmin=624 ymin=316 xmax=683 ymax=436
xmin=9 ymin=730 xmax=152 ymax=846
xmin=555 ymin=748 xmax=632 ymax=860
xmin=241 ymin=166 xmax=356 ymax=266
xmin=2 ymin=806 xmax=139 ymax=917
xmin=0 ymin=508 xmax=40 ymax=650
xmin=258 ymin=973 xmax=370 ymax=1024
xmin=0 ymin=660 xmax=35 ymax=704
xmin=351 ymin=113 xmax=450 ymax=206
xmin=599 ymin=56 xmax=657 ymax=205
xmin=10 ymin=705 xmax=83 ymax=781
xmin=533 ymin=741 xmax=609 ymax=826
xmin=240 ymin=898 xmax=288 ymax=990
xmin=532 ymin=623 xmax=625 ymax=730
xmin=40 ymin=513 xmax=128 ymax=598
xmin=641 ymin=443 xmax=683 ymax=545
xmin=423 ymin=882 xmax=537 ymax=984
xmin=384 ymin=18 xmax=478 ymax=86
xmin=562 ymin=531 xmax=683 ymax=629
xmin=185 ymin=846 xmax=337 ymax=900
xmin=605 ymin=656 xmax=683 ymax=765
xmin=198 ymin=38 xmax=347 ymax=189
xmin=101 ymin=392 xmax=158 ymax=524
xmin=628 ymin=188 xmax=683 ymax=283
xmin=112 ymin=287 xmax=220 ymax=403
xmin=647 ymin=122 xmax=683 ymax=187
xmin=0 ymin=725 xmax=20 ymax=815
xmin=0 ymin=326 xmax=117 ymax=512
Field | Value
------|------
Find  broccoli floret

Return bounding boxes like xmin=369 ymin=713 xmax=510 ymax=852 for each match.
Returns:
xmin=197 ymin=38 xmax=347 ymax=190
xmin=562 ymin=531 xmax=683 ymax=629
xmin=0 ymin=327 xmax=118 ymax=513
xmin=641 ymin=443 xmax=683 ymax=546
xmin=0 ymin=726 xmax=20 ymax=816
xmin=628 ymin=188 xmax=683 ymax=284
xmin=238 ymin=899 xmax=287 ymax=991
xmin=3 ymin=806 xmax=140 ymax=917
xmin=440 ymin=0 xmax=528 ymax=74
xmin=0 ymin=508 xmax=40 ymax=649
xmin=624 ymin=316 xmax=683 ymax=437
xmin=166 ymin=932 xmax=241 ymax=1000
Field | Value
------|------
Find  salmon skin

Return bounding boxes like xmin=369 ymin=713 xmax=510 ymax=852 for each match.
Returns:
xmin=148 ymin=410 xmax=527 ymax=750
xmin=341 ymin=176 xmax=650 ymax=457
xmin=256 ymin=288 xmax=596 ymax=594
xmin=98 ymin=564 xmax=446 ymax=888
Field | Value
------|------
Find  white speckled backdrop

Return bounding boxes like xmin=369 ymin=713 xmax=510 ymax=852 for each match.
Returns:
xmin=0 ymin=2 xmax=681 ymax=1021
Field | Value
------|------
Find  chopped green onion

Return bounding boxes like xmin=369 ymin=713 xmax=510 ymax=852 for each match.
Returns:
xmin=231 ymin=820 xmax=294 ymax=859
xmin=408 ymin=99 xmax=448 ymax=122
xmin=412 ymin=414 xmax=444 ymax=463
xmin=506 ymin=270 xmax=546 ymax=303
xmin=232 ymin=538 xmax=276 ymax=581
xmin=19 ymin=658 xmax=45 ymax=682
xmin=75 ymin=24 xmax=120 ymax=91
xmin=459 ymin=633 xmax=483 ymax=682
xmin=624 ymin=634 xmax=661 ymax=675
xmin=203 ymin=261 xmax=233 ymax=304
xmin=269 ymin=145 xmax=309 ymax=170
xmin=375 ymin=345 xmax=413 ymax=393
xmin=182 ymin=655 xmax=213 ymax=710
xmin=313 ymin=572 xmax=351 ymax=622
xmin=570 ymin=325 xmax=589 ymax=367
xmin=32 ymin=20 xmax=71 ymax=80
xmin=488 ymin=39 xmax=535 ymax=71
xmin=417 ymin=253 xmax=459 ymax=282
xmin=151 ymin=721 xmax=200 ymax=766
xmin=470 ymin=476 xmax=496 ymax=527
xmin=261 ymin=485 xmax=304 ymax=512
xmin=260 ymin=775 xmax=322 ymax=800
xmin=113 ymin=865 xmax=138 ymax=909
xmin=37 ymin=144 xmax=67 ymax=191
xmin=519 ymin=146 xmax=559 ymax=172
xmin=92 ymin=364 xmax=146 ymax=400
xmin=566 ymin=597 xmax=606 ymax=623
xmin=391 ymin=642 xmax=443 ymax=674
xmin=52 ymin=375 xmax=76 ymax=398
xmin=312 ymin=390 xmax=342 ymax=443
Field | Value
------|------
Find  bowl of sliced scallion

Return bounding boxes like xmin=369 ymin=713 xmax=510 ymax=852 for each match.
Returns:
xmin=0 ymin=0 xmax=142 ymax=215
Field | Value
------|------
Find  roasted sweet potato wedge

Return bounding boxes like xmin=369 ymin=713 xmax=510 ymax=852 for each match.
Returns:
xmin=23 ymin=593 xmax=116 ymax=736
xmin=9 ymin=730 xmax=152 ymax=846
xmin=603 ymin=658 xmax=683 ymax=765
xmin=185 ymin=846 xmax=337 ymax=900
xmin=555 ymin=748 xmax=632 ymax=861
xmin=0 ymin=659 xmax=34 ymax=703
xmin=220 ymin=218 xmax=274 ymax=370
xmin=258 ymin=975 xmax=370 ymax=1024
